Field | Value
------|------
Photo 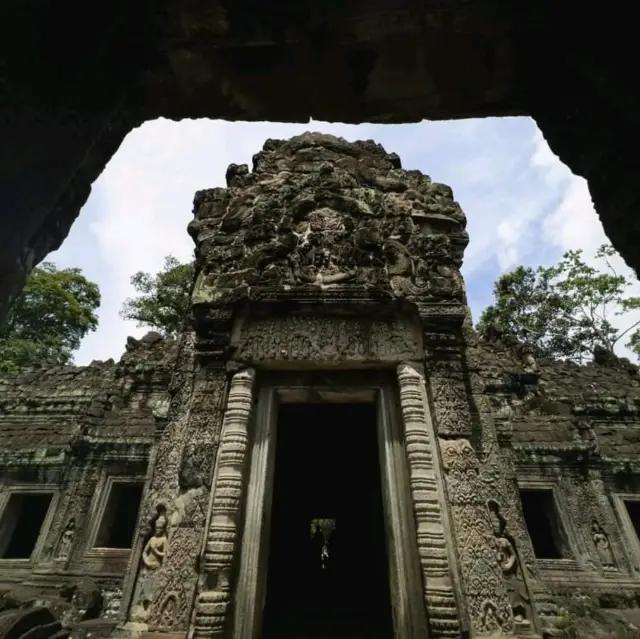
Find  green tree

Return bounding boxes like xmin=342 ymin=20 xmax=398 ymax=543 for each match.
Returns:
xmin=120 ymin=255 xmax=195 ymax=337
xmin=477 ymin=244 xmax=640 ymax=363
xmin=0 ymin=262 xmax=101 ymax=372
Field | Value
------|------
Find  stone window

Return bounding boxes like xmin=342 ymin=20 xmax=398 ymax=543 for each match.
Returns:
xmin=611 ymin=494 xmax=640 ymax=573
xmin=0 ymin=492 xmax=54 ymax=559
xmin=94 ymin=482 xmax=144 ymax=549
xmin=623 ymin=500 xmax=640 ymax=542
xmin=519 ymin=488 xmax=566 ymax=559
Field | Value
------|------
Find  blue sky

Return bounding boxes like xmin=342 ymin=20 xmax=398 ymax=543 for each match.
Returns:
xmin=50 ymin=116 xmax=637 ymax=364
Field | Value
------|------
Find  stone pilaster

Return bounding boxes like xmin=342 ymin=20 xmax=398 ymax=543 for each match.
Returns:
xmin=191 ymin=368 xmax=256 ymax=639
xmin=397 ymin=363 xmax=464 ymax=637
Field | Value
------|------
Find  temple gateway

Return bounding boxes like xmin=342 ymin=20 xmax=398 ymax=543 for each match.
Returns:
xmin=1 ymin=133 xmax=640 ymax=639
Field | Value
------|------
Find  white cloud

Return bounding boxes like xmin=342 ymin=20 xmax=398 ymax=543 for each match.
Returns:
xmin=535 ymin=131 xmax=640 ymax=360
xmin=50 ymin=116 xmax=638 ymax=364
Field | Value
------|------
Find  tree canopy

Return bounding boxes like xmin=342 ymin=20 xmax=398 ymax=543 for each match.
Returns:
xmin=476 ymin=244 xmax=640 ymax=363
xmin=120 ymin=255 xmax=195 ymax=338
xmin=0 ymin=262 xmax=101 ymax=372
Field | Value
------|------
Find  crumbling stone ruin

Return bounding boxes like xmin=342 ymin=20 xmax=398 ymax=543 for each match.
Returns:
xmin=2 ymin=134 xmax=640 ymax=639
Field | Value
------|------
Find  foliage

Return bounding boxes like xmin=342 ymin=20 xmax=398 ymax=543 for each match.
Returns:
xmin=0 ymin=262 xmax=101 ymax=372
xmin=120 ymin=255 xmax=195 ymax=337
xmin=477 ymin=244 xmax=640 ymax=363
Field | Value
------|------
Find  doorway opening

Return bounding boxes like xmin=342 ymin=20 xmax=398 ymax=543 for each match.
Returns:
xmin=262 ymin=402 xmax=393 ymax=639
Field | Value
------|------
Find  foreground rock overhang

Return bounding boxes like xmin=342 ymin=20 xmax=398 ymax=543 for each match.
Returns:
xmin=1 ymin=0 xmax=639 ymax=321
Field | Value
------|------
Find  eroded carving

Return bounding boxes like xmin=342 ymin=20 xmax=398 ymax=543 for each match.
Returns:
xmin=158 ymin=593 xmax=179 ymax=630
xmin=488 ymin=500 xmax=533 ymax=630
xmin=179 ymin=442 xmax=216 ymax=490
xmin=55 ymin=518 xmax=75 ymax=560
xmin=142 ymin=508 xmax=168 ymax=571
xmin=439 ymin=438 xmax=514 ymax=635
xmin=396 ymin=363 xmax=462 ymax=636
xmin=480 ymin=600 xmax=502 ymax=634
xmin=592 ymin=520 xmax=617 ymax=570
xmin=190 ymin=133 xmax=468 ymax=311
xmin=193 ymin=368 xmax=255 ymax=639
xmin=233 ymin=316 xmax=422 ymax=363
xmin=429 ymin=372 xmax=472 ymax=437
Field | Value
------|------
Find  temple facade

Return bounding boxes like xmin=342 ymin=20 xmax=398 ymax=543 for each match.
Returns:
xmin=1 ymin=134 xmax=640 ymax=639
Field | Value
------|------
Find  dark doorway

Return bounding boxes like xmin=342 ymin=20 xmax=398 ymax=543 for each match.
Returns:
xmin=262 ymin=402 xmax=393 ymax=639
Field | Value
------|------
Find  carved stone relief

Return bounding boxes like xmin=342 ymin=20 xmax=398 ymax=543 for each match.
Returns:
xmin=53 ymin=464 xmax=102 ymax=568
xmin=192 ymin=368 xmax=256 ymax=639
xmin=179 ymin=442 xmax=217 ymax=490
xmin=141 ymin=507 xmax=168 ymax=571
xmin=55 ymin=518 xmax=76 ymax=561
xmin=396 ymin=363 xmax=462 ymax=637
xmin=232 ymin=315 xmax=422 ymax=364
xmin=439 ymin=438 xmax=514 ymax=634
xmin=123 ymin=332 xmax=230 ymax=632
xmin=429 ymin=372 xmax=472 ymax=437
xmin=189 ymin=134 xmax=468 ymax=312
xmin=487 ymin=500 xmax=534 ymax=631
xmin=158 ymin=593 xmax=179 ymax=630
xmin=592 ymin=520 xmax=617 ymax=570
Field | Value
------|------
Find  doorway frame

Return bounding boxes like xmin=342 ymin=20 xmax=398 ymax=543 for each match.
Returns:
xmin=232 ymin=371 xmax=428 ymax=639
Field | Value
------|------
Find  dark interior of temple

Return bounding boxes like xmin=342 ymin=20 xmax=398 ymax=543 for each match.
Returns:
xmin=262 ymin=402 xmax=393 ymax=639
xmin=1 ymin=493 xmax=52 ymax=559
xmin=519 ymin=489 xmax=563 ymax=560
xmin=95 ymin=483 xmax=144 ymax=549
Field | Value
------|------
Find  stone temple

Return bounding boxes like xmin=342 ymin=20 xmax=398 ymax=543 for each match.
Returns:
xmin=2 ymin=133 xmax=640 ymax=639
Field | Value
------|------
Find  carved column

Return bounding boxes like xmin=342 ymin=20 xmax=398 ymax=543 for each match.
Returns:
xmin=397 ymin=363 xmax=464 ymax=637
xmin=192 ymin=367 xmax=256 ymax=639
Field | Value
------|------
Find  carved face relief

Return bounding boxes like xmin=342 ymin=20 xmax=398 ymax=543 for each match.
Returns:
xmin=155 ymin=514 xmax=167 ymax=536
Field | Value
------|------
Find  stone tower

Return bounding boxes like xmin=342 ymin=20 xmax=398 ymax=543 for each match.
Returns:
xmin=116 ymin=132 xmax=537 ymax=638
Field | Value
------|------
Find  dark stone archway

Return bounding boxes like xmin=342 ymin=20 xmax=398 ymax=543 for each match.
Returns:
xmin=1 ymin=0 xmax=637 ymax=318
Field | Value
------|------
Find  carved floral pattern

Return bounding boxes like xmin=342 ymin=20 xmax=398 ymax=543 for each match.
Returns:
xmin=439 ymin=438 xmax=514 ymax=634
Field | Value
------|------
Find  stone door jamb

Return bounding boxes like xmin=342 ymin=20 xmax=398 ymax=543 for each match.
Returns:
xmin=231 ymin=375 xmax=429 ymax=639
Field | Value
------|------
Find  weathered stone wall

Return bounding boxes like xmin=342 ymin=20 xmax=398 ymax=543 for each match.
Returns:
xmin=0 ymin=333 xmax=176 ymax=630
xmin=478 ymin=333 xmax=640 ymax=623
xmin=5 ymin=330 xmax=640 ymax=634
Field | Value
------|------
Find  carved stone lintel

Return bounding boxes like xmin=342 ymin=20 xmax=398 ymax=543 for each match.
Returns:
xmin=396 ymin=363 xmax=463 ymax=636
xmin=192 ymin=367 xmax=256 ymax=639
xmin=232 ymin=315 xmax=422 ymax=365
